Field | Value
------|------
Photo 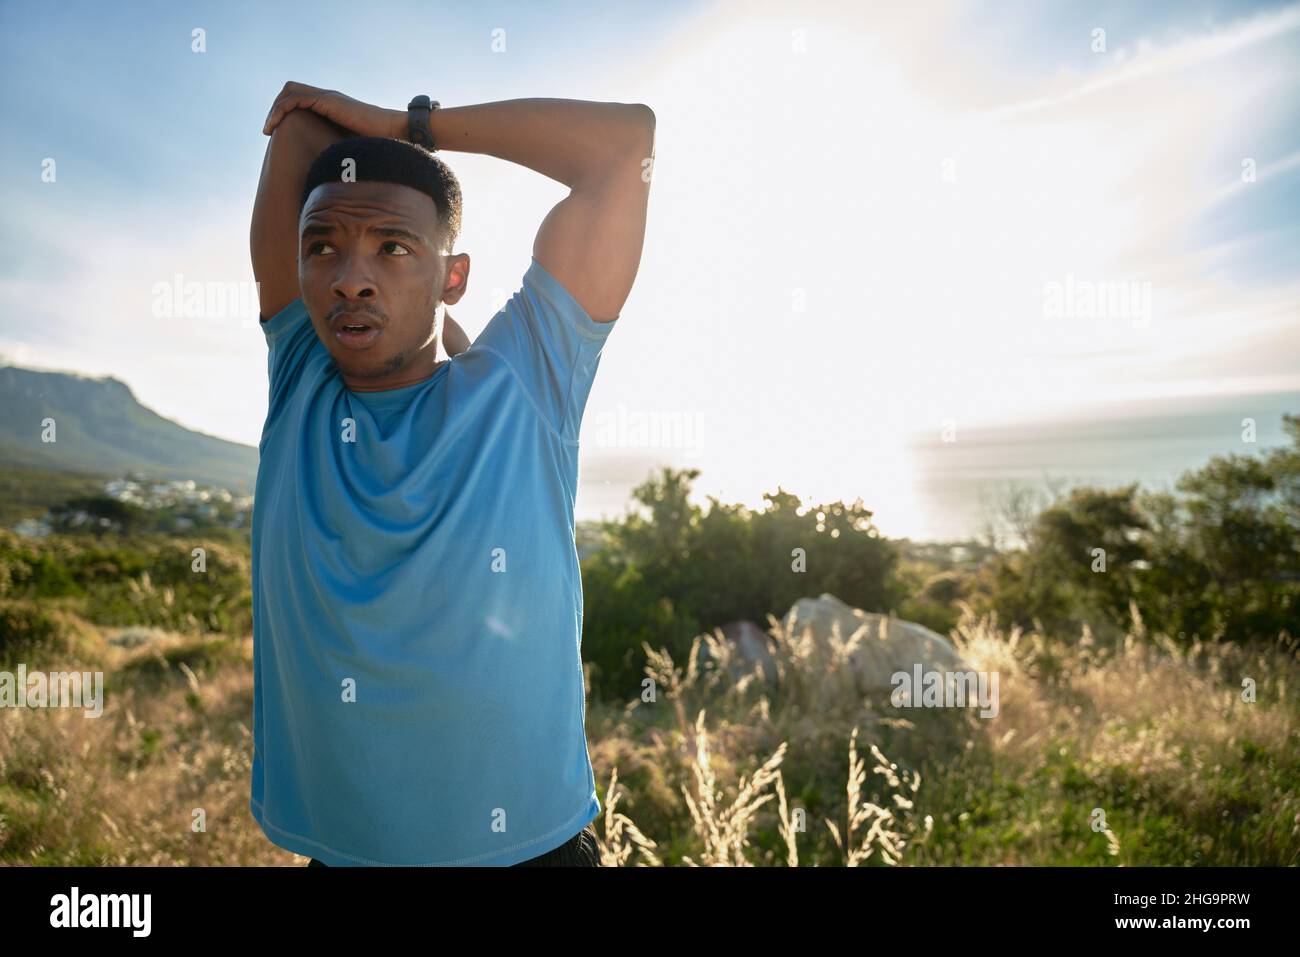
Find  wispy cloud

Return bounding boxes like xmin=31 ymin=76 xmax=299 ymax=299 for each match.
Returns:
xmin=981 ymin=3 xmax=1300 ymax=119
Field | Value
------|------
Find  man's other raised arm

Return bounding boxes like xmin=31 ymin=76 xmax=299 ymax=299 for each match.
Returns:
xmin=426 ymin=98 xmax=655 ymax=321
xmin=250 ymin=108 xmax=349 ymax=320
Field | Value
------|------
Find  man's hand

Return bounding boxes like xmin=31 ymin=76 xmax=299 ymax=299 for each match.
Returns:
xmin=263 ymin=82 xmax=404 ymax=139
xmin=443 ymin=314 xmax=471 ymax=357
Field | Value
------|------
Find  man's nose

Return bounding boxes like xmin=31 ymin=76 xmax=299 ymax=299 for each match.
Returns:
xmin=330 ymin=255 xmax=377 ymax=300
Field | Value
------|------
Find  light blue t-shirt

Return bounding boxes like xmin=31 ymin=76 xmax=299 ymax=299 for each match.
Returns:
xmin=249 ymin=256 xmax=614 ymax=866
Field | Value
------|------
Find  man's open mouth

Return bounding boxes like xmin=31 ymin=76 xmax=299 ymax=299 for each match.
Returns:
xmin=333 ymin=316 xmax=382 ymax=349
xmin=332 ymin=312 xmax=380 ymax=330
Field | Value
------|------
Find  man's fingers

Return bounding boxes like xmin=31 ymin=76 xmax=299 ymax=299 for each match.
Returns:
xmin=265 ymin=84 xmax=299 ymax=132
xmin=263 ymin=83 xmax=326 ymax=134
xmin=264 ymin=98 xmax=302 ymax=134
xmin=264 ymin=95 xmax=320 ymax=135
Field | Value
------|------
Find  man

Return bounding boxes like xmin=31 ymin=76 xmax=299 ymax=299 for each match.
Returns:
xmin=248 ymin=83 xmax=654 ymax=866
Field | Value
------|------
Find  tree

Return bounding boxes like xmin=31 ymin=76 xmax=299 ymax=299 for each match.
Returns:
xmin=50 ymin=495 xmax=147 ymax=536
xmin=580 ymin=467 xmax=900 ymax=700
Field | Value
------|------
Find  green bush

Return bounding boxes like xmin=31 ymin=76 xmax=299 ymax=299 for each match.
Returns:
xmin=0 ymin=599 xmax=62 ymax=661
xmin=968 ymin=413 xmax=1299 ymax=644
xmin=581 ymin=467 xmax=901 ymax=699
xmin=0 ymin=530 xmax=253 ymax=640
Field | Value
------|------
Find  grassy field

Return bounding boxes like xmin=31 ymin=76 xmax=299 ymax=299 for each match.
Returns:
xmin=2 ymin=599 xmax=1296 ymax=866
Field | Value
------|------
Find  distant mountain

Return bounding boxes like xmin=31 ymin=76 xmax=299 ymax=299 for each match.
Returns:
xmin=0 ymin=364 xmax=257 ymax=493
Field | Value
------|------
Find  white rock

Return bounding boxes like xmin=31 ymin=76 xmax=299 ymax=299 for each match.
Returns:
xmin=779 ymin=593 xmax=968 ymax=692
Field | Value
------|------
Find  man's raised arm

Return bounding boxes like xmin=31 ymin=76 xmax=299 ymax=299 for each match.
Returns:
xmin=263 ymin=91 xmax=655 ymax=323
xmin=250 ymin=105 xmax=350 ymax=320
xmin=427 ymin=98 xmax=655 ymax=321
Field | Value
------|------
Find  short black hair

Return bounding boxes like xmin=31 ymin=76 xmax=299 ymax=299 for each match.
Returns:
xmin=299 ymin=136 xmax=463 ymax=250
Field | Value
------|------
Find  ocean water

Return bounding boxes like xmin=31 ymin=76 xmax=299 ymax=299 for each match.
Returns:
xmin=902 ymin=389 xmax=1299 ymax=542
xmin=575 ymin=390 xmax=1299 ymax=543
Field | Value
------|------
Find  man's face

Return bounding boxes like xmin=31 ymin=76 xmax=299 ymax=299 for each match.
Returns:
xmin=298 ymin=180 xmax=468 ymax=391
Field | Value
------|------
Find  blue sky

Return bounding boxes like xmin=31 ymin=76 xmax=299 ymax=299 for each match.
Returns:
xmin=2 ymin=0 xmax=1298 ymax=533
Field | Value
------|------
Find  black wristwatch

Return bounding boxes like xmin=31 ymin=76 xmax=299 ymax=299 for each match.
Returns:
xmin=406 ymin=95 xmax=441 ymax=150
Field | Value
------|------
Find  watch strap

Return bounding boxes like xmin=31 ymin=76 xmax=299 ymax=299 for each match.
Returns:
xmin=406 ymin=95 xmax=441 ymax=150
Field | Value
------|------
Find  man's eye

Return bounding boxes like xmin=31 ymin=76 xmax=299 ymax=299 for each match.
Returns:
xmin=307 ymin=242 xmax=335 ymax=255
xmin=382 ymin=241 xmax=411 ymax=255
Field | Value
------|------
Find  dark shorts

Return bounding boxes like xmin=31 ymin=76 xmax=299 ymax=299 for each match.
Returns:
xmin=307 ymin=822 xmax=600 ymax=867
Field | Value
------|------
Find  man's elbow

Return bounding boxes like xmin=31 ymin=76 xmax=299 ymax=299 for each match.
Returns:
xmin=620 ymin=103 xmax=656 ymax=158
xmin=629 ymin=103 xmax=656 ymax=132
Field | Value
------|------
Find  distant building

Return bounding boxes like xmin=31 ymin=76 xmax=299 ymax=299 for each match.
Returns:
xmin=13 ymin=517 xmax=52 ymax=537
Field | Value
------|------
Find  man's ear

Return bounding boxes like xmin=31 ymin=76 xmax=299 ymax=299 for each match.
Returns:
xmin=441 ymin=253 xmax=470 ymax=305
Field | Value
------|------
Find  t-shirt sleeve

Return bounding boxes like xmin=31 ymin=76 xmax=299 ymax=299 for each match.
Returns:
xmin=260 ymin=297 xmax=318 ymax=415
xmin=468 ymin=256 xmax=617 ymax=444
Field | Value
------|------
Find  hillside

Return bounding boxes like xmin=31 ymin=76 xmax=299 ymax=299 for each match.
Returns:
xmin=0 ymin=364 xmax=258 ymax=494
